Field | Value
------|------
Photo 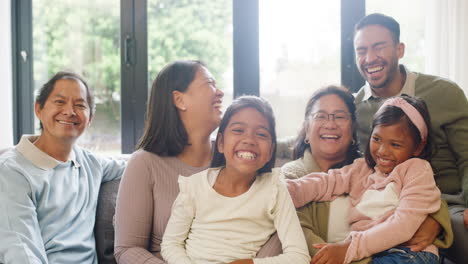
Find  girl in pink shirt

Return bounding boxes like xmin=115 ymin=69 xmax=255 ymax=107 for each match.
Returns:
xmin=287 ymin=95 xmax=441 ymax=264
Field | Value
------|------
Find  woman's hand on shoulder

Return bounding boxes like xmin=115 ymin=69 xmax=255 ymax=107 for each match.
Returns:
xmin=310 ymin=241 xmax=350 ymax=264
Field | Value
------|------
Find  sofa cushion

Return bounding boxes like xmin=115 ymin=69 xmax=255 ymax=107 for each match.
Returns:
xmin=95 ymin=179 xmax=121 ymax=264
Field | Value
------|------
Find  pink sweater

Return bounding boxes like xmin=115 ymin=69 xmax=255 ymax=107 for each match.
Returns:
xmin=286 ymin=158 xmax=441 ymax=263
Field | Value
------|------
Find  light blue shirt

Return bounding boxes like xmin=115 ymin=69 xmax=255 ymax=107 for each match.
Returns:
xmin=0 ymin=135 xmax=125 ymax=264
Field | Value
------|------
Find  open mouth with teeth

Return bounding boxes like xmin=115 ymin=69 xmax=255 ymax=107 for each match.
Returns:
xmin=377 ymin=156 xmax=394 ymax=167
xmin=375 ymin=156 xmax=398 ymax=173
xmin=236 ymin=151 xmax=257 ymax=160
xmin=320 ymin=134 xmax=340 ymax=140
xmin=57 ymin=120 xmax=78 ymax=125
xmin=365 ymin=65 xmax=384 ymax=74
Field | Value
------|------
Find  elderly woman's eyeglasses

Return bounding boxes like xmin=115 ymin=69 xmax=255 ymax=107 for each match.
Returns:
xmin=311 ymin=112 xmax=351 ymax=125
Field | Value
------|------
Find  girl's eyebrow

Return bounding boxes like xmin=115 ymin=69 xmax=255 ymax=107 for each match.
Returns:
xmin=390 ymin=139 xmax=405 ymax=144
xmin=228 ymin=121 xmax=246 ymax=127
xmin=373 ymin=132 xmax=406 ymax=144
xmin=228 ymin=121 xmax=270 ymax=131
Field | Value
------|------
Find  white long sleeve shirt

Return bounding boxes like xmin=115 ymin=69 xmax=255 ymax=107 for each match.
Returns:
xmin=161 ymin=168 xmax=310 ymax=264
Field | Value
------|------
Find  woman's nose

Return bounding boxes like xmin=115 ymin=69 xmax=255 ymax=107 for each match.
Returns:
xmin=322 ymin=118 xmax=338 ymax=129
xmin=216 ymin=87 xmax=224 ymax=98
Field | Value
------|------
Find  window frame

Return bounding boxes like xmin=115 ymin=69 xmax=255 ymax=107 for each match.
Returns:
xmin=11 ymin=0 xmax=365 ymax=153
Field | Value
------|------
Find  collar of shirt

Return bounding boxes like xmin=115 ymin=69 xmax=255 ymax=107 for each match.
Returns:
xmin=16 ymin=135 xmax=81 ymax=170
xmin=302 ymin=148 xmax=321 ymax=173
xmin=362 ymin=64 xmax=418 ymax=101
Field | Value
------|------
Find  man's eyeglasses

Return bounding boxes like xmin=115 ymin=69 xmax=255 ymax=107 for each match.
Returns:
xmin=311 ymin=112 xmax=351 ymax=125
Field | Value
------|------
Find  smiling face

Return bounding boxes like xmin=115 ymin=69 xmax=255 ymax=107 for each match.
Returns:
xmin=369 ymin=120 xmax=421 ymax=174
xmin=176 ymin=66 xmax=224 ymax=132
xmin=217 ymin=107 xmax=274 ymax=178
xmin=306 ymin=94 xmax=353 ymax=164
xmin=354 ymin=25 xmax=404 ymax=92
xmin=35 ymin=79 xmax=92 ymax=144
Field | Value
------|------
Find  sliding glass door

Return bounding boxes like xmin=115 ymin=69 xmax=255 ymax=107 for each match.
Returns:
xmin=32 ymin=0 xmax=121 ymax=154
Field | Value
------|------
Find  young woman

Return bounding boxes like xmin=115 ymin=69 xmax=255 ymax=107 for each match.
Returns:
xmin=114 ymin=60 xmax=224 ymax=263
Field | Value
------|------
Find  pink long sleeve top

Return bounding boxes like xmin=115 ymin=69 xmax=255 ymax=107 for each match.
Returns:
xmin=286 ymin=158 xmax=441 ymax=263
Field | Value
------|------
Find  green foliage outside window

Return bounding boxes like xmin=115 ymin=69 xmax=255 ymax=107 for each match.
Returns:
xmin=32 ymin=0 xmax=232 ymax=153
xmin=147 ymin=0 xmax=232 ymax=88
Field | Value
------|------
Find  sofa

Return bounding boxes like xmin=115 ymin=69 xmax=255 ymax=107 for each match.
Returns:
xmin=95 ymin=179 xmax=121 ymax=264
xmin=93 ymin=141 xmax=295 ymax=264
xmin=3 ymin=144 xmax=456 ymax=264
xmin=0 ymin=146 xmax=291 ymax=263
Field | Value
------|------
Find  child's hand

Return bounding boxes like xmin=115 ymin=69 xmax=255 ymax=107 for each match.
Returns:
xmin=311 ymin=241 xmax=350 ymax=264
xmin=464 ymin=209 xmax=468 ymax=229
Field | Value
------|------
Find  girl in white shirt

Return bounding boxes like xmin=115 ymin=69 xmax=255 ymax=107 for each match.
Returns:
xmin=161 ymin=96 xmax=310 ymax=264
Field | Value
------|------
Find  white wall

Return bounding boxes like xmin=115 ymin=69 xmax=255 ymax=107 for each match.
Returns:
xmin=0 ymin=0 xmax=13 ymax=148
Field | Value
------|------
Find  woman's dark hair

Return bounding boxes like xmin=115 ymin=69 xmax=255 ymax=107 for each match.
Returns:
xmin=211 ymin=96 xmax=277 ymax=174
xmin=36 ymin=71 xmax=94 ymax=130
xmin=293 ymin=85 xmax=360 ymax=168
xmin=364 ymin=95 xmax=434 ymax=169
xmin=137 ymin=60 xmax=204 ymax=155
xmin=354 ymin=13 xmax=400 ymax=44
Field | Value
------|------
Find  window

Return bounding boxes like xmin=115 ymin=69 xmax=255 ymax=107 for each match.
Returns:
xmin=32 ymin=0 xmax=121 ymax=155
xmin=147 ymin=0 xmax=233 ymax=104
xmin=259 ymin=0 xmax=341 ymax=137
xmin=366 ymin=0 xmax=426 ymax=72
xmin=13 ymin=0 xmax=364 ymax=151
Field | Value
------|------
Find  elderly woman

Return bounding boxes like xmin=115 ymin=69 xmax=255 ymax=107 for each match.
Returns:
xmin=281 ymin=85 xmax=452 ymax=262
xmin=114 ymin=60 xmax=281 ymax=263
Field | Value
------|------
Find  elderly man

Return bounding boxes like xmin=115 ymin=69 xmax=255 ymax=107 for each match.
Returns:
xmin=0 ymin=71 xmax=125 ymax=263
xmin=353 ymin=13 xmax=468 ymax=263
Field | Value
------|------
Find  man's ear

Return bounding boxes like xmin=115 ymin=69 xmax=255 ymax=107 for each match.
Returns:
xmin=172 ymin=90 xmax=187 ymax=111
xmin=87 ymin=114 xmax=94 ymax=127
xmin=217 ymin=133 xmax=224 ymax=154
xmin=396 ymin=42 xmax=405 ymax=59
xmin=34 ymin=102 xmax=42 ymax=120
